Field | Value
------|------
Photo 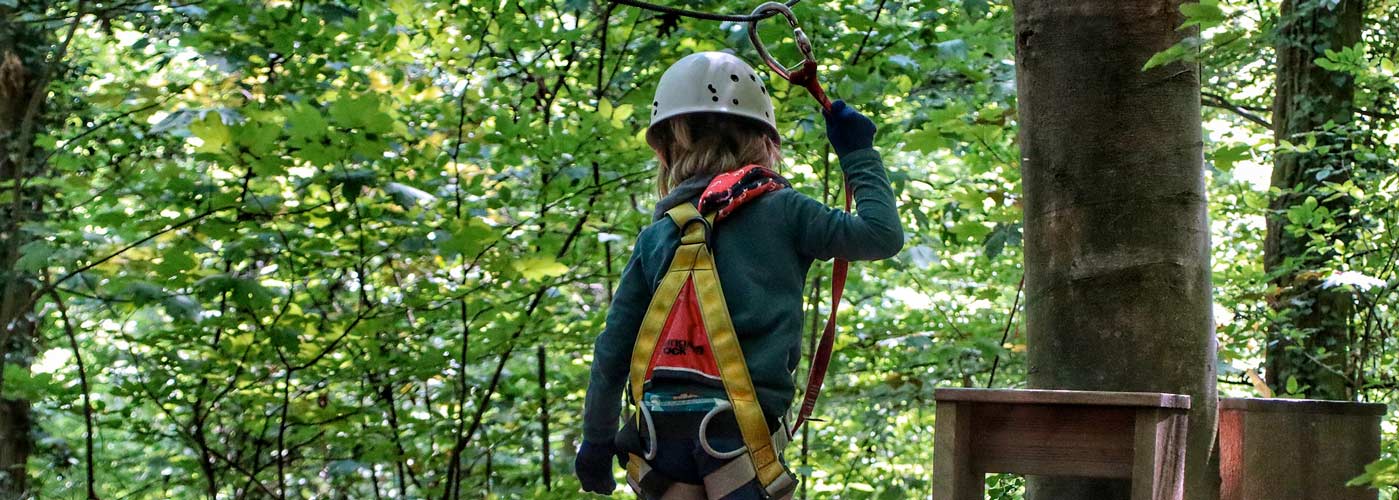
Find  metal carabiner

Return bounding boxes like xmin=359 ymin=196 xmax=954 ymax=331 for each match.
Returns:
xmin=746 ymin=2 xmax=816 ymax=83
xmin=698 ymin=400 xmax=746 ymax=459
xmin=641 ymin=405 xmax=659 ymax=460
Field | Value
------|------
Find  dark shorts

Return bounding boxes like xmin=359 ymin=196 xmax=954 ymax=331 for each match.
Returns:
xmin=629 ymin=412 xmax=786 ymax=500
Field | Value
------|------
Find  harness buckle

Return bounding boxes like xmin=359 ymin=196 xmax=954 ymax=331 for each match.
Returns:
xmin=679 ymin=216 xmax=713 ymax=248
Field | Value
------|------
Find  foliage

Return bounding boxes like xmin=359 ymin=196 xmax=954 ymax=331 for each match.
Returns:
xmin=0 ymin=0 xmax=1396 ymax=498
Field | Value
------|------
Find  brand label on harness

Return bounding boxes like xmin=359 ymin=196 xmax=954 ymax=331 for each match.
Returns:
xmin=662 ymin=340 xmax=706 ymax=355
xmin=644 ymin=278 xmax=723 ymax=386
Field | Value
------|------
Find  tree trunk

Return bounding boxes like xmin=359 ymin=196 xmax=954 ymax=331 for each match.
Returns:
xmin=0 ymin=9 xmax=50 ymax=497
xmin=1013 ymin=1 xmax=1218 ymax=499
xmin=1263 ymin=0 xmax=1364 ymax=401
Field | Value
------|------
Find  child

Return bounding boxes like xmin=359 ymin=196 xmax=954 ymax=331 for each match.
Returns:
xmin=576 ymin=51 xmax=903 ymax=499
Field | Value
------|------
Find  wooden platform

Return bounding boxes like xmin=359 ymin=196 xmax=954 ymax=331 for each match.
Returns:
xmin=1220 ymin=397 xmax=1385 ymax=500
xmin=933 ymin=388 xmax=1191 ymax=500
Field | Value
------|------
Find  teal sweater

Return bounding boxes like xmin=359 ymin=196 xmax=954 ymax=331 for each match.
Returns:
xmin=582 ymin=148 xmax=903 ymax=443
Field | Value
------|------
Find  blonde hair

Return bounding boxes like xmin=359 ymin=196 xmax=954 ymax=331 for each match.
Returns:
xmin=647 ymin=113 xmax=781 ymax=195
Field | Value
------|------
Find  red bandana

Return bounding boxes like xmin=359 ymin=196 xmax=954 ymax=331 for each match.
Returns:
xmin=697 ymin=165 xmax=791 ymax=221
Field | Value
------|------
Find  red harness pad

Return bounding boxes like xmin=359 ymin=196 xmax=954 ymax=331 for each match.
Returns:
xmin=645 ymin=278 xmax=722 ymax=386
xmin=698 ymin=165 xmax=790 ymax=221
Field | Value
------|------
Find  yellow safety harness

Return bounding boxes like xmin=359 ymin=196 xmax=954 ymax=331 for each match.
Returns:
xmin=624 ymin=202 xmax=796 ymax=499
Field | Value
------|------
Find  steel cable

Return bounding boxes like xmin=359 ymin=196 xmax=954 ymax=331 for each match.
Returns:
xmin=608 ymin=0 xmax=802 ymax=23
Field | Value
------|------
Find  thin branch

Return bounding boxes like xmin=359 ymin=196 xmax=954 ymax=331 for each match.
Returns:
xmin=1202 ymin=91 xmax=1270 ymax=112
xmin=442 ymin=188 xmax=602 ymax=494
xmin=849 ymin=0 xmax=889 ymax=66
xmin=51 ymin=290 xmax=101 ymax=500
xmin=1202 ymin=92 xmax=1273 ymax=128
xmin=987 ymin=275 xmax=1025 ymax=388
xmin=595 ymin=1 xmax=614 ymax=101
xmin=23 ymin=204 xmax=238 ymax=311
xmin=290 ymin=304 xmax=375 ymax=372
xmin=40 ymin=86 xmax=191 ymax=165
xmin=1357 ymin=107 xmax=1399 ymax=121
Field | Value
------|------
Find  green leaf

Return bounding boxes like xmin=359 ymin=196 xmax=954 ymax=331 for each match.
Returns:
xmin=189 ymin=112 xmax=231 ymax=153
xmin=287 ymin=103 xmax=329 ymax=141
xmin=196 ymin=273 xmax=239 ymax=298
xmin=14 ymin=240 xmax=52 ymax=272
xmin=162 ymin=295 xmax=202 ymax=322
xmin=1143 ymin=43 xmax=1188 ymax=71
xmin=983 ymin=223 xmax=1022 ymax=259
xmin=331 ymin=169 xmax=378 ymax=202
xmin=329 ymin=94 xmax=391 ymax=132
xmin=951 ymin=220 xmax=993 ymax=241
xmin=232 ymin=278 xmax=274 ymax=309
xmin=905 ymin=125 xmax=946 ymax=154
xmin=235 ymin=120 xmax=282 ymax=156
xmin=439 ymin=218 xmax=496 ymax=256
xmin=1210 ymin=144 xmax=1251 ymax=172
xmin=121 ymin=281 xmax=167 ymax=305
xmin=270 ymin=327 xmax=300 ymax=350
xmin=513 ymin=256 xmax=568 ymax=281
xmin=962 ymin=0 xmax=989 ymax=18
xmin=1 ymin=364 xmax=57 ymax=400
xmin=1179 ymin=1 xmax=1224 ymax=29
xmin=243 ymin=194 xmax=283 ymax=214
xmin=157 ymin=247 xmax=197 ymax=276
xmin=936 ymin=39 xmax=969 ymax=60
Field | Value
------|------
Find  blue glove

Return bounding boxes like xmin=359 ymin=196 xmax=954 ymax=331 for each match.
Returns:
xmin=575 ymin=440 xmax=621 ymax=494
xmin=823 ymin=100 xmax=877 ymax=157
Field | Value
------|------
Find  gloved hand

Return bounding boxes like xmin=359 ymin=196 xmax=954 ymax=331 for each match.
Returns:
xmin=823 ymin=100 xmax=877 ymax=157
xmin=576 ymin=440 xmax=621 ymax=494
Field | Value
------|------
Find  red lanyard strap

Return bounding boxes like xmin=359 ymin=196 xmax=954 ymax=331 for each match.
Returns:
xmin=748 ymin=2 xmax=846 ymax=436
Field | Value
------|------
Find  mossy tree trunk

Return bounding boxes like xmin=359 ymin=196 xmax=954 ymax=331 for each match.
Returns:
xmin=1263 ymin=0 xmax=1364 ymax=401
xmin=1013 ymin=1 xmax=1219 ymax=499
xmin=0 ymin=5 xmax=59 ymax=496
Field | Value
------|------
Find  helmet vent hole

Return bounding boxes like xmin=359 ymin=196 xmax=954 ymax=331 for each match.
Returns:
xmin=760 ymin=87 xmax=766 ymax=95
xmin=712 ymin=96 xmax=719 ymax=102
xmin=750 ymin=74 xmax=756 ymax=81
xmin=732 ymin=98 xmax=739 ymax=105
xmin=707 ymin=84 xmax=717 ymax=93
xmin=729 ymin=74 xmax=739 ymax=82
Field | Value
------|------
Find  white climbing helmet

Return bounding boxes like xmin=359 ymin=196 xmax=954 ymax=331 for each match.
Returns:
xmin=647 ymin=51 xmax=778 ymax=140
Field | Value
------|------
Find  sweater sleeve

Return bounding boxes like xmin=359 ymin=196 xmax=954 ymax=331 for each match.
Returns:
xmin=582 ymin=236 xmax=653 ymax=443
xmin=788 ymin=148 xmax=904 ymax=261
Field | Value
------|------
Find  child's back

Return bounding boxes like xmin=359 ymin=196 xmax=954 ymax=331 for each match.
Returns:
xmin=578 ymin=51 xmax=903 ymax=499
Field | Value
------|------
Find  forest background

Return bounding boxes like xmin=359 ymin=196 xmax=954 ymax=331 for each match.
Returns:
xmin=0 ymin=0 xmax=1397 ymax=498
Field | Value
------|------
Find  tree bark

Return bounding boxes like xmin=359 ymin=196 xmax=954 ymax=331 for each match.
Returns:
xmin=1263 ymin=0 xmax=1364 ymax=401
xmin=0 ymin=9 xmax=50 ymax=497
xmin=1013 ymin=1 xmax=1218 ymax=499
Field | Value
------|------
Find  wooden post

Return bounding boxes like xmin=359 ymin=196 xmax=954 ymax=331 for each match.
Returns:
xmin=934 ymin=400 xmax=983 ymax=500
xmin=1132 ymin=409 xmax=1189 ymax=500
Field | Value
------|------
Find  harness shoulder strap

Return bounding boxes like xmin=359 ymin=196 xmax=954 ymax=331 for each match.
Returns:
xmin=627 ymin=204 xmax=709 ymax=408
xmin=626 ymin=203 xmax=793 ymax=496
